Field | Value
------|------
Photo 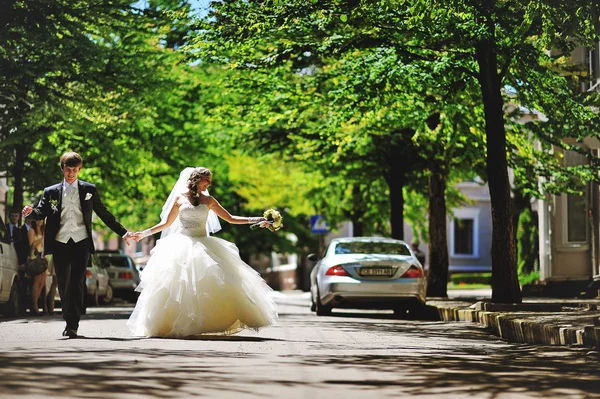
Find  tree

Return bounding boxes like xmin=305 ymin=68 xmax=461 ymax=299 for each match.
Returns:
xmin=193 ymin=0 xmax=488 ymax=297
xmin=411 ymin=0 xmax=600 ymax=302
xmin=192 ymin=1 xmax=600 ymax=303
xmin=0 ymin=0 xmax=180 ymax=211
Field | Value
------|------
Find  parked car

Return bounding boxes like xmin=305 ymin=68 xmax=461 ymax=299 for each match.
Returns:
xmin=0 ymin=215 xmax=21 ymax=317
xmin=85 ymin=254 xmax=113 ymax=306
xmin=96 ymin=250 xmax=140 ymax=302
xmin=309 ymin=237 xmax=427 ymax=317
xmin=51 ymin=253 xmax=113 ymax=308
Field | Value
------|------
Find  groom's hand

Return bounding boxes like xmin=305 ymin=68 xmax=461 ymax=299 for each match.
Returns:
xmin=123 ymin=231 xmax=135 ymax=246
xmin=132 ymin=232 xmax=142 ymax=242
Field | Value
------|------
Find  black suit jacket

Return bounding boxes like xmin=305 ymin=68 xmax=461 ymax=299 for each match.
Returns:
xmin=14 ymin=225 xmax=30 ymax=265
xmin=31 ymin=180 xmax=127 ymax=255
xmin=7 ymin=223 xmax=22 ymax=243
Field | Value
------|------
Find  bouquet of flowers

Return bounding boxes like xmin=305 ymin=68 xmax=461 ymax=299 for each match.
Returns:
xmin=251 ymin=208 xmax=283 ymax=232
xmin=264 ymin=208 xmax=283 ymax=232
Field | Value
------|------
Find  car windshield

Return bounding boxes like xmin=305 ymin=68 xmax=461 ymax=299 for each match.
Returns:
xmin=99 ymin=256 xmax=130 ymax=268
xmin=334 ymin=241 xmax=411 ymax=256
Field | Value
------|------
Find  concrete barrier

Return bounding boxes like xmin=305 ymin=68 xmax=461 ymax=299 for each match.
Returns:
xmin=429 ymin=300 xmax=600 ymax=348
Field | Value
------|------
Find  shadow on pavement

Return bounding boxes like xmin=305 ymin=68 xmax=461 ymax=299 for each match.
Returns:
xmin=181 ymin=335 xmax=282 ymax=342
xmin=0 ymin=343 xmax=598 ymax=398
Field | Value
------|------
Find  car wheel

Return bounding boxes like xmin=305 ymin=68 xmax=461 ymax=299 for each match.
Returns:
xmin=310 ymin=292 xmax=316 ymax=312
xmin=315 ymin=286 xmax=332 ymax=316
xmin=406 ymin=303 xmax=426 ymax=320
xmin=3 ymin=279 xmax=21 ymax=317
xmin=101 ymin=283 xmax=113 ymax=305
xmin=393 ymin=306 xmax=409 ymax=318
xmin=126 ymin=290 xmax=140 ymax=303
xmin=81 ymin=284 xmax=87 ymax=314
xmin=87 ymin=283 xmax=99 ymax=307
xmin=395 ymin=303 xmax=425 ymax=320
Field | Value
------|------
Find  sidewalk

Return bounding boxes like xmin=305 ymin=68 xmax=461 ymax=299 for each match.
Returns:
xmin=429 ymin=289 xmax=600 ymax=348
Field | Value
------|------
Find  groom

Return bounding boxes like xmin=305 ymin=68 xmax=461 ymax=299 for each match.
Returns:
xmin=23 ymin=152 xmax=135 ymax=338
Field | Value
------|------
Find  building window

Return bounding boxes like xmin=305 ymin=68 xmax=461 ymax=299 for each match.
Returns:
xmin=449 ymin=208 xmax=480 ymax=258
xmin=454 ymin=219 xmax=474 ymax=255
xmin=561 ymin=149 xmax=589 ymax=246
xmin=135 ymin=240 xmax=143 ymax=255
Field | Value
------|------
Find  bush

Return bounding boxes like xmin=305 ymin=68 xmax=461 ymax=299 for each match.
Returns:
xmin=450 ymin=273 xmax=491 ymax=285
xmin=517 ymin=208 xmax=539 ymax=283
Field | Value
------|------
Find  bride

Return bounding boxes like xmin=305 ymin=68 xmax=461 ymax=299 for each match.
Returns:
xmin=126 ymin=167 xmax=278 ymax=338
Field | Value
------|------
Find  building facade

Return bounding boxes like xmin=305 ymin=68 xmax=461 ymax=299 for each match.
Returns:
xmin=535 ymin=42 xmax=600 ymax=296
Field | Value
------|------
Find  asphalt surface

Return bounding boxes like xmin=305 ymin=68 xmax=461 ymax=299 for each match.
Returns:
xmin=1 ymin=290 xmax=599 ymax=398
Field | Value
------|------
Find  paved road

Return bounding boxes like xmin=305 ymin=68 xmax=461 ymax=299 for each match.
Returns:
xmin=1 ymin=291 xmax=599 ymax=398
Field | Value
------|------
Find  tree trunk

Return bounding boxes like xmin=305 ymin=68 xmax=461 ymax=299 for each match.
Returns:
xmin=426 ymin=161 xmax=449 ymax=297
xmin=352 ymin=219 xmax=364 ymax=237
xmin=351 ymin=184 xmax=365 ymax=237
xmin=388 ymin=160 xmax=405 ymax=240
xmin=476 ymin=33 xmax=522 ymax=303
xmin=11 ymin=143 xmax=26 ymax=214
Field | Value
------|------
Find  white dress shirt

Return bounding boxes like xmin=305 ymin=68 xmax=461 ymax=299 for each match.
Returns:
xmin=56 ymin=180 xmax=88 ymax=244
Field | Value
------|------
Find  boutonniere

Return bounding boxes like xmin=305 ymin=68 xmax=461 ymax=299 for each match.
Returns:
xmin=85 ymin=193 xmax=93 ymax=201
xmin=50 ymin=199 xmax=59 ymax=214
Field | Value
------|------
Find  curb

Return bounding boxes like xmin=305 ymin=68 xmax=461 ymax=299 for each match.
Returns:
xmin=431 ymin=301 xmax=600 ymax=348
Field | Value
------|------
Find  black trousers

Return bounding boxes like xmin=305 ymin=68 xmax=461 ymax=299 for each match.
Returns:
xmin=53 ymin=239 xmax=90 ymax=330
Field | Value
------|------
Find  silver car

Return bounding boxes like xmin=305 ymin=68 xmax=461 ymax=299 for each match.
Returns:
xmin=96 ymin=251 xmax=140 ymax=302
xmin=309 ymin=237 xmax=427 ymax=317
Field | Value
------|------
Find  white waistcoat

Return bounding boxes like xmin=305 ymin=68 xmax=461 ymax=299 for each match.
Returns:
xmin=55 ymin=181 xmax=88 ymax=244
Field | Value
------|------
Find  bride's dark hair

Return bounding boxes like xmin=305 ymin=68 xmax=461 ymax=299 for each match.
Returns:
xmin=187 ymin=167 xmax=212 ymax=205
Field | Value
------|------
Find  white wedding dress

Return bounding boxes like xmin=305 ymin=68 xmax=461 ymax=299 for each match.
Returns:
xmin=127 ymin=203 xmax=278 ymax=338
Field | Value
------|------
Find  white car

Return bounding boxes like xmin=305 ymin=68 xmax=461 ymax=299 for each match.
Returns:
xmin=96 ymin=251 xmax=140 ymax=302
xmin=0 ymin=215 xmax=21 ymax=317
xmin=85 ymin=254 xmax=113 ymax=306
xmin=309 ymin=237 xmax=427 ymax=317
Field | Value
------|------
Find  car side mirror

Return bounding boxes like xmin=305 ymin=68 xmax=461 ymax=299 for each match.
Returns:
xmin=307 ymin=253 xmax=319 ymax=262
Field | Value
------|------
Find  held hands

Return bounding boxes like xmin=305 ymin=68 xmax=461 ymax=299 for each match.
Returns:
xmin=123 ymin=231 xmax=137 ymax=246
xmin=132 ymin=229 xmax=152 ymax=242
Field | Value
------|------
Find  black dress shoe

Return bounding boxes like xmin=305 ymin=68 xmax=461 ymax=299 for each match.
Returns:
xmin=62 ymin=328 xmax=78 ymax=338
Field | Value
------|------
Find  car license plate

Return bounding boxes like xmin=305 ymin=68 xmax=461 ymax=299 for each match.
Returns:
xmin=359 ymin=267 xmax=393 ymax=277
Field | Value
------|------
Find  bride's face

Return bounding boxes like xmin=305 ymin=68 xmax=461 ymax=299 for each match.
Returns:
xmin=196 ymin=175 xmax=212 ymax=192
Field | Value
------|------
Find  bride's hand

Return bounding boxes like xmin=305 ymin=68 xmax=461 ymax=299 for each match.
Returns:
xmin=131 ymin=232 xmax=142 ymax=242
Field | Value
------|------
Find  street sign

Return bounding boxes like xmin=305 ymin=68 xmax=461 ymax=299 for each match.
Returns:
xmin=310 ymin=215 xmax=329 ymax=234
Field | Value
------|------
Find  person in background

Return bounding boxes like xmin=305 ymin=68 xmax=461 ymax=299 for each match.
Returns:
xmin=411 ymin=242 xmax=426 ymax=268
xmin=28 ymin=219 xmax=48 ymax=315
xmin=13 ymin=214 xmax=32 ymax=315
xmin=7 ymin=210 xmax=22 ymax=243
xmin=45 ymin=251 xmax=57 ymax=316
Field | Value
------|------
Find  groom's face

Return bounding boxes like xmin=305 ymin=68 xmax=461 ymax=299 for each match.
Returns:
xmin=62 ymin=165 xmax=81 ymax=184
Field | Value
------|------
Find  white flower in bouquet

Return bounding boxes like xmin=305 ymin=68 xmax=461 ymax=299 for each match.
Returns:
xmin=264 ymin=208 xmax=283 ymax=232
